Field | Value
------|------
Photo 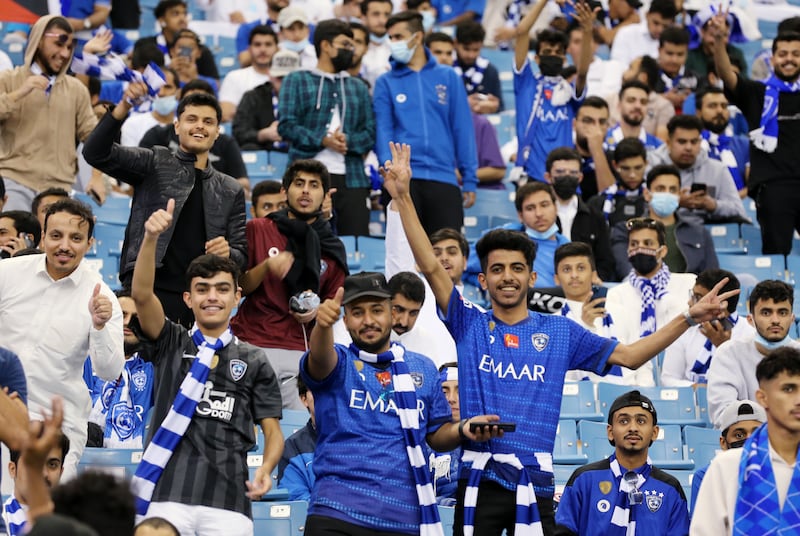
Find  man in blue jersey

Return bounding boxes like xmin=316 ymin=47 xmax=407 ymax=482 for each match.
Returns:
xmin=384 ymin=141 xmax=736 ymax=535
xmin=555 ymin=390 xmax=690 ymax=535
xmin=513 ymin=0 xmax=595 ymax=183
xmin=302 ymin=271 xmax=501 ymax=535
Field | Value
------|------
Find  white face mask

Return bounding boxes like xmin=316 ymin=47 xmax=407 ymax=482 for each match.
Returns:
xmin=152 ymin=94 xmax=177 ymax=116
xmin=390 ymin=34 xmax=417 ymax=64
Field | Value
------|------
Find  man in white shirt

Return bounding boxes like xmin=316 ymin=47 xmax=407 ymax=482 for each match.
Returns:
xmin=661 ymin=269 xmax=753 ymax=387
xmin=610 ymin=0 xmax=676 ymax=68
xmin=0 ymin=199 xmax=124 ymax=480
xmin=120 ymin=67 xmax=179 ymax=147
xmin=707 ymin=279 xmax=800 ymax=427
xmin=277 ymin=5 xmax=317 ymax=69
xmin=566 ymin=21 xmax=625 ymax=98
xmin=219 ymin=25 xmax=278 ymax=122
xmin=691 ymin=347 xmax=800 ymax=536
xmin=359 ymin=0 xmax=393 ymax=88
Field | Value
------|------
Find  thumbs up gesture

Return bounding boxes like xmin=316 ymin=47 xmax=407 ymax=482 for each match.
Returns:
xmin=144 ymin=199 xmax=175 ymax=238
xmin=88 ymin=283 xmax=113 ymax=329
xmin=316 ymin=287 xmax=344 ymax=329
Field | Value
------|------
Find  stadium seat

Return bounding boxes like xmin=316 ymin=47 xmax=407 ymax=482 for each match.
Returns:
xmin=560 ymin=381 xmax=603 ymax=421
xmin=667 ymin=469 xmax=694 ymax=506
xmin=461 ymin=282 xmax=489 ymax=308
xmin=597 ymin=384 xmax=705 ymax=427
xmin=355 ymin=236 xmax=386 ymax=272
xmin=268 ymin=151 xmax=290 ymax=179
xmin=251 ymin=500 xmax=308 ymax=535
xmin=708 ymin=222 xmax=747 ymax=255
xmin=463 ymin=214 xmax=491 ymax=243
xmin=78 ymin=448 xmax=141 ymax=480
xmin=683 ymin=425 xmax=722 ymax=471
xmin=695 ymin=386 xmax=711 ymax=426
xmin=648 ymin=425 xmax=694 ymax=470
xmin=339 ymin=235 xmax=360 ymax=271
xmin=577 ymin=419 xmax=614 ymax=461
xmin=740 ymin=224 xmax=765 ymax=255
xmin=554 ymin=419 xmax=589 ymax=464
xmin=465 ymin=189 xmax=516 ymax=219
xmin=74 ymin=194 xmax=131 ymax=226
xmin=242 ymin=151 xmax=271 ymax=181
xmin=247 ymin=454 xmax=289 ymax=501
xmin=281 ymin=409 xmax=310 ymax=439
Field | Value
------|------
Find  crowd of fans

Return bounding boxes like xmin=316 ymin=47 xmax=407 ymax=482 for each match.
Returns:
xmin=1 ymin=0 xmax=800 ymax=534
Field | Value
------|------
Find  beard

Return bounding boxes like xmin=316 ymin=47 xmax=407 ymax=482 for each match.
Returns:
xmin=575 ymin=135 xmax=589 ymax=152
xmin=352 ymin=331 xmax=391 ymax=354
xmin=622 ymin=112 xmax=643 ymax=127
xmin=702 ymin=117 xmax=727 ymax=134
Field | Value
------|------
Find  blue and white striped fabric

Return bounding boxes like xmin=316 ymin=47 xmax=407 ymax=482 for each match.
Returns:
xmin=131 ymin=325 xmax=232 ymax=516
xmin=350 ymin=343 xmax=443 ymax=536
xmin=628 ymin=263 xmax=671 ymax=338
xmin=71 ymin=52 xmax=166 ymax=99
xmin=609 ymin=454 xmax=653 ymax=536
xmin=2 ymin=496 xmax=27 ymax=536
xmin=560 ymin=302 xmax=623 ymax=379
xmin=461 ymin=450 xmax=543 ymax=536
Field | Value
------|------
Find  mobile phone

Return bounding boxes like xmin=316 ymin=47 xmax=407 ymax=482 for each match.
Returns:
xmin=87 ymin=189 xmax=103 ymax=206
xmin=178 ymin=46 xmax=193 ymax=58
xmin=469 ymin=422 xmax=516 ymax=433
xmin=713 ymin=317 xmax=735 ymax=331
xmin=590 ymin=285 xmax=608 ymax=302
xmin=477 ymin=93 xmax=489 ymax=101
xmin=690 ymin=183 xmax=707 ymax=193
xmin=18 ymin=232 xmax=34 ymax=249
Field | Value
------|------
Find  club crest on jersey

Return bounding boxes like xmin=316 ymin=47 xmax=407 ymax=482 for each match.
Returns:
xmin=131 ymin=369 xmax=147 ymax=391
xmin=230 ymin=359 xmax=247 ymax=382
xmin=599 ymin=481 xmax=612 ymax=494
xmin=531 ymin=333 xmax=549 ymax=351
xmin=645 ymin=490 xmax=663 ymax=512
xmin=436 ymin=84 xmax=447 ymax=105
xmin=410 ymin=372 xmax=424 ymax=387
xmin=111 ymin=403 xmax=136 ymax=440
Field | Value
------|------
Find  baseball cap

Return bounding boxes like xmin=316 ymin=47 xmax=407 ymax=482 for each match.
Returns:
xmin=607 ymin=390 xmax=657 ymax=425
xmin=270 ymin=49 xmax=301 ymax=77
xmin=343 ymin=272 xmax=392 ymax=305
xmin=278 ymin=5 xmax=309 ymax=28
xmin=717 ymin=400 xmax=766 ymax=434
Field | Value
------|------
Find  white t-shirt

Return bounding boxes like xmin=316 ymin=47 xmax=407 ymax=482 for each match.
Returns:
xmin=219 ymin=66 xmax=271 ymax=108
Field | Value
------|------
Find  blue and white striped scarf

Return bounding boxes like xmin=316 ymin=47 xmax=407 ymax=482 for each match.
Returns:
xmin=691 ymin=313 xmax=739 ymax=378
xmin=702 ymin=129 xmax=745 ymax=190
xmin=734 ymin=423 xmax=800 ymax=535
xmin=454 ymin=56 xmax=489 ymax=93
xmin=131 ymin=325 xmax=233 ymax=516
xmin=752 ymin=74 xmax=800 ymax=154
xmin=2 ymin=496 xmax=26 ymax=536
xmin=609 ymin=454 xmax=653 ymax=536
xmin=628 ymin=263 xmax=671 ymax=338
xmin=461 ymin=450 xmax=543 ymax=536
xmin=600 ymin=184 xmax=645 ymax=222
xmin=561 ymin=302 xmax=623 ymax=379
xmin=350 ymin=343 xmax=443 ymax=536
xmin=71 ymin=52 xmax=166 ymax=102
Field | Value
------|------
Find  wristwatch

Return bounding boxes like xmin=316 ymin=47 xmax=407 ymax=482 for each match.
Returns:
xmin=683 ymin=310 xmax=698 ymax=327
xmin=83 ymin=17 xmax=92 ymax=30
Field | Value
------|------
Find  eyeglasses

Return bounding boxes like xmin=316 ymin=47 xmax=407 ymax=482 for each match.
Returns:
xmin=44 ymin=32 xmax=71 ymax=45
xmin=623 ymin=471 xmax=643 ymax=505
xmin=625 ymin=217 xmax=659 ymax=231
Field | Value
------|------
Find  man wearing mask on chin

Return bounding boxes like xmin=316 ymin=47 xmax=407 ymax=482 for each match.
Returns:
xmin=605 ymin=216 xmax=698 ymax=354
xmin=610 ymin=165 xmax=718 ymax=280
xmin=278 ymin=19 xmax=376 ymax=236
xmin=707 ymin=279 xmax=800 ymax=426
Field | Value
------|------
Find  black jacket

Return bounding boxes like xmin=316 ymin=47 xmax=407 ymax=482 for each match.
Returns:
xmin=564 ymin=198 xmax=616 ymax=282
xmin=83 ymin=113 xmax=247 ymax=279
xmin=233 ymin=81 xmax=277 ymax=151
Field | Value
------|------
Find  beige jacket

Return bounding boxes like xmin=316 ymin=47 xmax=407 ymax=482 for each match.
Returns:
xmin=0 ymin=15 xmax=97 ymax=192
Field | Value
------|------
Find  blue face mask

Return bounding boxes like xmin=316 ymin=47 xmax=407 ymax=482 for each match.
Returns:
xmin=526 ymin=222 xmax=558 ymax=240
xmin=152 ymin=94 xmax=177 ymax=116
xmin=754 ymin=331 xmax=792 ymax=352
xmin=421 ymin=10 xmax=436 ymax=32
xmin=370 ymin=33 xmax=388 ymax=45
xmin=282 ymin=39 xmax=309 ymax=53
xmin=390 ymin=35 xmax=417 ymax=64
xmin=649 ymin=192 xmax=679 ymax=217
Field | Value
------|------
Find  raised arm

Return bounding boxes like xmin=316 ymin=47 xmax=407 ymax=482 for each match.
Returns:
xmin=708 ymin=10 xmax=738 ymax=91
xmin=306 ymin=287 xmax=344 ymax=381
xmin=515 ymin=0 xmax=549 ymax=71
xmin=382 ymin=143 xmax=454 ymax=314
xmin=130 ymin=199 xmax=173 ymax=340
xmin=573 ymin=0 xmax=600 ymax=97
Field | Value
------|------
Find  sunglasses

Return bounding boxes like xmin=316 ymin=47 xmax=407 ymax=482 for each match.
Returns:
xmin=44 ymin=32 xmax=72 ymax=45
xmin=625 ymin=217 xmax=660 ymax=231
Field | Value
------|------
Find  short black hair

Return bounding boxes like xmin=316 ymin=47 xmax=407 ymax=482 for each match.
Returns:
xmin=114 ymin=287 xmax=132 ymax=299
xmin=546 ymin=146 xmax=581 ymax=173
xmin=249 ymin=24 xmax=277 ymax=45
xmin=10 ymin=433 xmax=70 ymax=466
xmin=578 ymin=95 xmax=609 ymax=115
xmin=695 ymin=85 xmax=725 ymax=109
xmin=667 ymin=114 xmax=703 ymax=136
xmin=135 ymin=517 xmax=179 ymax=536
xmin=635 ymin=55 xmax=660 ymax=91
xmin=554 ymin=241 xmax=595 ymax=273
xmin=778 ymin=16 xmax=800 ymax=34
xmin=31 ymin=187 xmax=69 ymax=216
xmin=360 ymin=0 xmax=393 ymax=16
xmin=749 ymin=279 xmax=794 ymax=313
xmin=429 ymin=228 xmax=469 ymax=258
xmin=0 ymin=210 xmax=42 ymax=246
xmin=281 ymin=159 xmax=331 ymax=193
xmin=645 ymin=163 xmax=681 ymax=188
xmin=659 ymin=25 xmax=689 ymax=48
xmin=44 ymin=199 xmax=95 ymax=239
xmin=618 ymin=79 xmax=650 ymax=100
xmin=695 ymin=268 xmax=740 ymax=314
xmin=155 ymin=0 xmax=186 ymax=19
xmin=53 ymin=471 xmax=135 ymax=536
xmin=773 ymin=31 xmax=800 ymax=53
xmin=252 ymin=180 xmax=283 ymax=205
xmin=455 ymin=20 xmax=485 ymax=44
xmin=614 ymin=137 xmax=647 ymax=163
xmin=349 ymin=21 xmax=368 ymax=38
xmin=757 ymin=346 xmax=800 ymax=383
xmin=386 ymin=11 xmax=424 ymax=34
xmin=476 ymin=228 xmax=537 ymax=273
xmin=185 ymin=254 xmax=241 ymax=290
xmin=177 ymin=92 xmax=221 ymax=123
xmin=707 ymin=55 xmax=746 ymax=77
xmin=169 ymin=28 xmax=201 ymax=49
xmin=388 ymin=271 xmax=425 ymax=304
xmin=0 ymin=177 xmax=5 ymax=199
xmin=179 ymin=78 xmax=216 ymax=99
xmin=313 ymin=19 xmax=354 ymax=57
xmin=534 ymin=28 xmax=568 ymax=55
xmin=297 ymin=369 xmax=308 ymax=396
xmin=425 ymin=31 xmax=454 ymax=47
xmin=626 ymin=217 xmax=666 ymax=246
xmin=648 ymin=0 xmax=677 ymax=19
xmin=515 ymin=181 xmax=556 ymax=210
xmin=131 ymin=39 xmax=165 ymax=70
xmin=44 ymin=16 xmax=73 ymax=35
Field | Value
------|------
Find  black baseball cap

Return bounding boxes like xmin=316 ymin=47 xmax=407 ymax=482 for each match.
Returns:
xmin=343 ymin=272 xmax=392 ymax=305
xmin=608 ymin=390 xmax=657 ymax=425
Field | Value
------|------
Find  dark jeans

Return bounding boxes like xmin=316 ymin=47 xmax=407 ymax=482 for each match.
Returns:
xmin=453 ymin=479 xmax=556 ymax=536
xmin=755 ymin=180 xmax=800 ymax=254
xmin=330 ymin=173 xmax=370 ymax=236
xmin=305 ymin=515 xmax=410 ymax=536
xmin=410 ymin=178 xmax=464 ymax=236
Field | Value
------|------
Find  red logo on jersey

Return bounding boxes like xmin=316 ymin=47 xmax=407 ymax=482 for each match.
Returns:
xmin=504 ymin=334 xmax=519 ymax=348
xmin=375 ymin=371 xmax=392 ymax=387
xmin=544 ymin=89 xmax=552 ymax=100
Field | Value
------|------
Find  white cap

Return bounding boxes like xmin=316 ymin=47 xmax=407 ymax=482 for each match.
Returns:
xmin=717 ymin=400 xmax=767 ymax=434
xmin=270 ymin=49 xmax=301 ymax=77
xmin=278 ymin=6 xmax=309 ymax=28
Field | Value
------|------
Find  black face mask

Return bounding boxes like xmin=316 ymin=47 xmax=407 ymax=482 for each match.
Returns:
xmin=331 ymin=48 xmax=355 ymax=72
xmin=728 ymin=439 xmax=747 ymax=449
xmin=538 ymin=55 xmax=563 ymax=77
xmin=552 ymin=174 xmax=580 ymax=200
xmin=629 ymin=252 xmax=659 ymax=275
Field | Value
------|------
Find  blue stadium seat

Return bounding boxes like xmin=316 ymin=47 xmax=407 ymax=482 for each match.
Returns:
xmin=355 ymin=236 xmax=386 ymax=272
xmin=461 ymin=282 xmax=489 ymax=308
xmin=465 ymin=189 xmax=516 ymax=219
xmin=74 ymin=194 xmax=131 ymax=226
xmin=247 ymin=454 xmax=289 ymax=501
xmin=463 ymin=214 xmax=491 ymax=243
xmin=554 ymin=419 xmax=589 ymax=464
xmin=695 ymin=386 xmax=711 ymax=426
xmin=740 ymin=224 xmax=765 ymax=255
xmin=0 ymin=41 xmax=24 ymax=67
xmin=577 ymin=419 xmax=614 ymax=461
xmin=241 ymin=150 xmax=271 ymax=182
xmin=648 ymin=425 xmax=693 ymax=470
xmin=486 ymin=111 xmax=516 ymax=147
xmin=338 ymin=235 xmax=360 ymax=271
xmin=481 ymin=49 xmax=514 ymax=71
xmin=667 ymin=468 xmax=693 ymax=506
xmin=597 ymin=384 xmax=705 ymax=427
xmin=717 ymin=254 xmax=788 ymax=291
xmin=78 ymin=447 xmax=141 ymax=480
xmin=281 ymin=409 xmax=310 ymax=439
xmin=268 ymin=151 xmax=290 ymax=179
xmin=708 ymin=223 xmax=746 ymax=255
xmin=683 ymin=425 xmax=722 ymax=471
xmin=560 ymin=380 xmax=603 ymax=421
xmin=251 ymin=500 xmax=308 ymax=535
xmin=553 ymin=464 xmax=576 ymax=489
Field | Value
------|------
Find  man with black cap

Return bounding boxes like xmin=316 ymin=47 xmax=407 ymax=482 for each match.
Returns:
xmin=300 ymin=271 xmax=500 ymax=535
xmin=555 ymin=390 xmax=690 ymax=536
xmin=688 ymin=399 xmax=766 ymax=516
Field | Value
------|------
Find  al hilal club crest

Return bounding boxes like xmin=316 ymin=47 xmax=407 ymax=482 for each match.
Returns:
xmin=230 ymin=359 xmax=247 ymax=382
xmin=531 ymin=333 xmax=549 ymax=352
xmin=645 ymin=490 xmax=663 ymax=512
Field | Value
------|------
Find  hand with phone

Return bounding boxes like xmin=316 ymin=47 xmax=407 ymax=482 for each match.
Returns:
xmin=581 ymin=286 xmax=607 ymax=327
xmin=700 ymin=315 xmax=734 ymax=348
xmin=680 ymin=184 xmax=717 ymax=212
